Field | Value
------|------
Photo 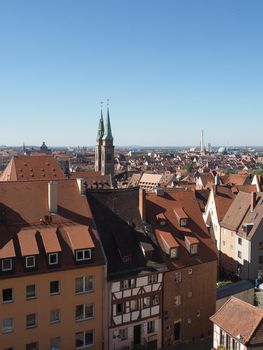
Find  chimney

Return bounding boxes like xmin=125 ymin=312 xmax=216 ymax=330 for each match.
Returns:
xmin=214 ymin=174 xmax=220 ymax=186
xmin=48 ymin=181 xmax=58 ymax=214
xmin=251 ymin=191 xmax=257 ymax=212
xmin=77 ymin=178 xmax=85 ymax=195
xmin=139 ymin=188 xmax=146 ymax=221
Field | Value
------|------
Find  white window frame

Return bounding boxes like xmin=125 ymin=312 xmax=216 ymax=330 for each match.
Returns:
xmin=75 ymin=276 xmax=94 ymax=294
xmin=174 ymin=295 xmax=181 ymax=306
xmin=76 ymin=249 xmax=91 ymax=262
xmin=75 ymin=330 xmax=94 ymax=349
xmin=26 ymin=256 xmax=35 ymax=268
xmin=175 ymin=271 xmax=182 ymax=283
xmin=170 ymin=248 xmax=178 ymax=258
xmin=1 ymin=259 xmax=12 ymax=272
xmin=75 ymin=303 xmax=94 ymax=321
xmin=2 ymin=317 xmax=14 ymax=333
xmin=48 ymin=253 xmax=58 ymax=265
xmin=147 ymin=320 xmax=155 ymax=334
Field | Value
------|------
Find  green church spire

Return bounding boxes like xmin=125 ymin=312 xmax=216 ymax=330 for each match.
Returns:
xmin=96 ymin=107 xmax=104 ymax=141
xmin=102 ymin=105 xmax=113 ymax=141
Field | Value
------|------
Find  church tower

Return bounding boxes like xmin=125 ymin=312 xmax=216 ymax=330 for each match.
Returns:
xmin=101 ymin=105 xmax=114 ymax=178
xmin=95 ymin=108 xmax=104 ymax=172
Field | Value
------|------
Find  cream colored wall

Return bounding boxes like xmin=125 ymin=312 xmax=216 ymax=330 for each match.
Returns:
xmin=0 ymin=265 xmax=105 ymax=350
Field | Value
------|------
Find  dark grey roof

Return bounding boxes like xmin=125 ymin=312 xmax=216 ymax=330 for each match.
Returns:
xmin=87 ymin=187 xmax=167 ymax=280
xmin=217 ymin=280 xmax=254 ymax=300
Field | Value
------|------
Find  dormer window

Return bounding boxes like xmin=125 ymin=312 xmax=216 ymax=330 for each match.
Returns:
xmin=190 ymin=244 xmax=198 ymax=255
xmin=48 ymin=253 xmax=58 ymax=265
xmin=170 ymin=247 xmax=179 ymax=258
xmin=120 ymin=279 xmax=135 ymax=290
xmin=26 ymin=256 xmax=35 ymax=268
xmin=156 ymin=213 xmax=166 ymax=227
xmin=180 ymin=218 xmax=188 ymax=227
xmin=76 ymin=249 xmax=91 ymax=262
xmin=1 ymin=259 xmax=12 ymax=272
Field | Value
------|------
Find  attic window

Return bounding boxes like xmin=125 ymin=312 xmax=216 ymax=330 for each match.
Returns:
xmin=190 ymin=244 xmax=198 ymax=255
xmin=26 ymin=256 xmax=36 ymax=268
xmin=1 ymin=259 xmax=12 ymax=272
xmin=242 ymin=223 xmax=254 ymax=235
xmin=122 ymin=255 xmax=131 ymax=264
xmin=76 ymin=249 xmax=91 ymax=262
xmin=156 ymin=213 xmax=166 ymax=226
xmin=170 ymin=247 xmax=179 ymax=258
xmin=48 ymin=253 xmax=58 ymax=265
xmin=180 ymin=218 xmax=188 ymax=227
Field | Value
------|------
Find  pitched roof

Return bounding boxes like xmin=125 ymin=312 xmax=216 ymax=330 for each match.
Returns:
xmin=213 ymin=186 xmax=236 ymax=222
xmin=87 ymin=188 xmax=167 ymax=280
xmin=210 ymin=297 xmax=263 ymax=345
xmin=146 ymin=190 xmax=217 ymax=270
xmin=0 ymin=155 xmax=65 ymax=181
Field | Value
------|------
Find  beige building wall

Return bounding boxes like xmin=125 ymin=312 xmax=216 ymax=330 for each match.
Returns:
xmin=0 ymin=265 xmax=105 ymax=350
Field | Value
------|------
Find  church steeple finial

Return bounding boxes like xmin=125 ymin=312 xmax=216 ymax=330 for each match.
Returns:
xmin=102 ymin=99 xmax=113 ymax=141
xmin=96 ymin=102 xmax=105 ymax=141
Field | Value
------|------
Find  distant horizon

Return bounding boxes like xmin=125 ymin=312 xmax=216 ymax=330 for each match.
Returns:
xmin=0 ymin=1 xmax=262 ymax=146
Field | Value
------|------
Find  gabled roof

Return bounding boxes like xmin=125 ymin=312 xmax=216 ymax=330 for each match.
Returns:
xmin=210 ymin=297 xmax=263 ymax=345
xmin=146 ymin=190 xmax=217 ymax=270
xmin=213 ymin=185 xmax=236 ymax=222
xmin=0 ymin=155 xmax=65 ymax=181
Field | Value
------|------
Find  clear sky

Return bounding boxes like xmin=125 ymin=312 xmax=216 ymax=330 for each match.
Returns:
xmin=0 ymin=0 xmax=262 ymax=147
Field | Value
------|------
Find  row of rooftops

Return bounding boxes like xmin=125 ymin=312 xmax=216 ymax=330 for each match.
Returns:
xmin=0 ymin=174 xmax=217 ymax=281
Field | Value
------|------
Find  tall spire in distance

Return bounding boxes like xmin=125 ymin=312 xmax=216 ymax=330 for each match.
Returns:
xmin=96 ymin=102 xmax=105 ymax=141
xmin=102 ymin=99 xmax=113 ymax=141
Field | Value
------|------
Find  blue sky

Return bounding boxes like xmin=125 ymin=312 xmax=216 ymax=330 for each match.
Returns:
xmin=0 ymin=0 xmax=262 ymax=147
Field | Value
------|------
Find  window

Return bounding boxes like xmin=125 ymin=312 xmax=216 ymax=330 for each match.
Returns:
xmin=120 ymin=279 xmax=135 ymax=289
xmin=76 ymin=249 xmax=91 ymax=262
xmin=188 ymin=291 xmax=192 ymax=298
xmin=147 ymin=321 xmax=155 ymax=334
xmin=180 ymin=219 xmax=187 ymax=227
xmin=116 ymin=303 xmax=125 ymax=314
xmin=188 ymin=268 xmax=193 ymax=275
xmin=190 ymin=244 xmax=198 ymax=255
xmin=26 ymin=343 xmax=38 ymax=350
xmin=50 ymin=309 xmax=60 ymax=324
xmin=48 ymin=253 xmax=58 ymax=265
xmin=75 ymin=276 xmax=94 ymax=294
xmin=50 ymin=337 xmax=61 ymax=349
xmin=119 ymin=328 xmax=128 ymax=340
xmin=26 ymin=313 xmax=37 ymax=328
xmin=130 ymin=299 xmax=138 ymax=311
xmin=2 ymin=318 xmax=14 ymax=333
xmin=1 ymin=259 xmax=12 ymax=271
xmin=143 ymin=296 xmax=150 ymax=308
xmin=170 ymin=248 xmax=178 ymax=258
xmin=148 ymin=274 xmax=158 ymax=284
xmin=175 ymin=272 xmax=182 ymax=283
xmin=75 ymin=304 xmax=94 ymax=321
xmin=26 ymin=256 xmax=35 ymax=268
xmin=238 ymin=238 xmax=242 ymax=245
xmin=187 ymin=318 xmax=191 ymax=324
xmin=197 ymin=310 xmax=201 ymax=318
xmin=26 ymin=284 xmax=36 ymax=299
xmin=2 ymin=288 xmax=13 ymax=303
xmin=174 ymin=295 xmax=181 ymax=306
xmin=222 ymin=240 xmax=226 ymax=246
xmin=152 ymin=294 xmax=160 ymax=306
xmin=238 ymin=251 xmax=242 ymax=259
xmin=75 ymin=330 xmax=94 ymax=348
xmin=50 ymin=281 xmax=60 ymax=295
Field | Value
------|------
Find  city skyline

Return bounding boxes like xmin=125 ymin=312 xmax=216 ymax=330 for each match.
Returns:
xmin=0 ymin=0 xmax=263 ymax=146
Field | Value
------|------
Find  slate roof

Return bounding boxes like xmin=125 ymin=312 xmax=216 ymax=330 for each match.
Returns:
xmin=216 ymin=280 xmax=254 ymax=300
xmin=87 ymin=188 xmax=167 ymax=280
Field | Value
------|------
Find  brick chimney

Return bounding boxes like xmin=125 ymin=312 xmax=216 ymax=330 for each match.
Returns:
xmin=251 ymin=191 xmax=257 ymax=212
xmin=139 ymin=188 xmax=146 ymax=221
xmin=48 ymin=181 xmax=58 ymax=214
